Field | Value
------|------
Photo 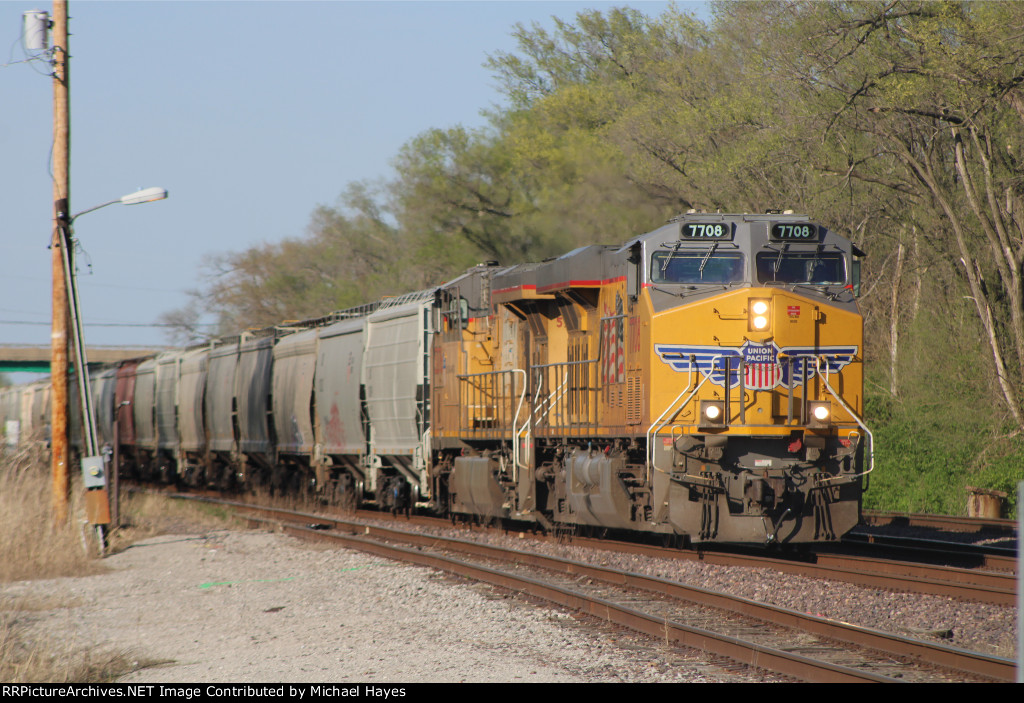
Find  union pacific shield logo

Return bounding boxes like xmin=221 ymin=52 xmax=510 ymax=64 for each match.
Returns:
xmin=654 ymin=341 xmax=856 ymax=389
xmin=743 ymin=343 xmax=780 ymax=390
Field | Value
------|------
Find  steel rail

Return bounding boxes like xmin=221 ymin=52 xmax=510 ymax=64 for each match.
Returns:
xmin=863 ymin=510 xmax=1016 ymax=534
xmin=843 ymin=532 xmax=1017 ymax=573
xmin=167 ymin=492 xmax=1015 ymax=604
xmin=336 ymin=519 xmax=1012 ymax=681
xmin=558 ymin=533 xmax=1016 ymax=606
xmin=803 ymin=554 xmax=1015 ymax=606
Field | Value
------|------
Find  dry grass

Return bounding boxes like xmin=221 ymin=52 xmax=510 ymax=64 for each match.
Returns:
xmin=107 ymin=488 xmax=243 ymax=554
xmin=0 ymin=444 xmax=132 ymax=681
xmin=0 ymin=444 xmax=102 ymax=582
xmin=0 ymin=610 xmax=155 ymax=683
xmin=0 ymin=446 xmax=237 ymax=681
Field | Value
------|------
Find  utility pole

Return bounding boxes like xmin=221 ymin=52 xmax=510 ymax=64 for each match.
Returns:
xmin=51 ymin=0 xmax=70 ymax=524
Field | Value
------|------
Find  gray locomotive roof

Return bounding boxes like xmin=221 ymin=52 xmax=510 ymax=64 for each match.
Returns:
xmin=615 ymin=212 xmax=851 ymax=253
xmin=490 ymin=262 xmax=543 ymax=293
xmin=490 ymin=245 xmax=622 ymax=295
xmin=534 ymin=245 xmax=618 ymax=291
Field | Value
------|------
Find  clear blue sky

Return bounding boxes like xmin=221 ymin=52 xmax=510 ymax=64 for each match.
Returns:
xmin=1 ymin=0 xmax=705 ymax=359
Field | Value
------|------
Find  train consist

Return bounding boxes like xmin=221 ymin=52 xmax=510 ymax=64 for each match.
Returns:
xmin=1 ymin=212 xmax=872 ymax=544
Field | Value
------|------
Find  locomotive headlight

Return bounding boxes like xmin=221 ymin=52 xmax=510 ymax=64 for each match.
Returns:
xmin=699 ymin=400 xmax=726 ymax=428
xmin=809 ymin=401 xmax=831 ymax=428
xmin=748 ymin=298 xmax=771 ymax=332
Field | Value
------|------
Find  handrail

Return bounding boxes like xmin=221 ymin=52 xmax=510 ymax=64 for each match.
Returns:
xmin=530 ymin=358 xmax=600 ymax=369
xmin=455 ymin=368 xmax=528 ymax=479
xmin=814 ymin=356 xmax=874 ymax=481
xmin=532 ymin=374 xmax=569 ymax=425
xmin=509 ymin=369 xmax=527 ymax=477
xmin=532 ymin=358 xmax=600 ymax=431
xmin=645 ymin=354 xmax=722 ymax=483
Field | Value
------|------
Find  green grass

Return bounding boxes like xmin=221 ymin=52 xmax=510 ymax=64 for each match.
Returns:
xmin=863 ymin=380 xmax=1024 ymax=518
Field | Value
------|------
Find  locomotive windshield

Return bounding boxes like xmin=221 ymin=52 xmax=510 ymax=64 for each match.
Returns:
xmin=756 ymin=251 xmax=846 ymax=285
xmin=650 ymin=250 xmax=745 ymax=285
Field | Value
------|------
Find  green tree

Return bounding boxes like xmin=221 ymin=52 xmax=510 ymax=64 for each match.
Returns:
xmin=735 ymin=1 xmax=1024 ymax=428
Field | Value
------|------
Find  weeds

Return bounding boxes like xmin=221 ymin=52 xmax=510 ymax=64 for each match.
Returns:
xmin=0 ymin=444 xmax=100 ymax=582
xmin=0 ymin=609 xmax=152 ymax=683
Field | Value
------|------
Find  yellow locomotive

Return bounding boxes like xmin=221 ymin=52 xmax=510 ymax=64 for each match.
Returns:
xmin=431 ymin=212 xmax=869 ymax=544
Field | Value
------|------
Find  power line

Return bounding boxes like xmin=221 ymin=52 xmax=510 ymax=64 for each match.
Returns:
xmin=0 ymin=320 xmax=215 ymax=328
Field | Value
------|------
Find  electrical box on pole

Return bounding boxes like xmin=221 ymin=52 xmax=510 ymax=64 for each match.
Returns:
xmin=81 ymin=457 xmax=111 ymax=526
xmin=23 ymin=10 xmax=49 ymax=51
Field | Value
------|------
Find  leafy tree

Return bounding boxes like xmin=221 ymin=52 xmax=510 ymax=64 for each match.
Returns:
xmin=734 ymin=1 xmax=1024 ymax=428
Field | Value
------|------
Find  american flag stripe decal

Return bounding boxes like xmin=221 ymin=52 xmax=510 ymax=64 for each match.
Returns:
xmin=745 ymin=362 xmax=781 ymax=390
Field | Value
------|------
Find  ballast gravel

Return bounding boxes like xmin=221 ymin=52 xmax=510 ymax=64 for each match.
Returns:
xmin=2 ymin=529 xmax=771 ymax=683
xmin=431 ymin=523 xmax=1017 ymax=659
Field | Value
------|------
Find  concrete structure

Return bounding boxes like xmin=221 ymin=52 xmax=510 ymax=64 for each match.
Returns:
xmin=0 ymin=345 xmax=162 ymax=372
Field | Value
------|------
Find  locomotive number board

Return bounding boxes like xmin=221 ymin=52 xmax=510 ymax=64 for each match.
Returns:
xmin=680 ymin=222 xmax=734 ymax=240
xmin=770 ymin=223 xmax=821 ymax=241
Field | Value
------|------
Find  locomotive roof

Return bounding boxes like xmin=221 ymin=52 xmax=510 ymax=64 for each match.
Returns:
xmin=619 ymin=212 xmax=825 ymax=251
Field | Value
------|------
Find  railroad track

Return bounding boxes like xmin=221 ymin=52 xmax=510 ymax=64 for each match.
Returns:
xmin=168 ymin=493 xmax=1014 ymax=683
xmin=547 ymin=533 xmax=1018 ymax=606
xmin=839 ymin=532 xmax=1016 ymax=574
xmin=862 ymin=510 xmax=1016 ymax=534
xmin=144 ymin=486 xmax=1016 ymax=604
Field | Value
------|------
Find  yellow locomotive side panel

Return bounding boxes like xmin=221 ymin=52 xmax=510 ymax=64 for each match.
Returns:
xmin=431 ymin=281 xmax=507 ymax=441
xmin=628 ymin=303 xmax=651 ymax=431
xmin=432 ymin=337 xmax=461 ymax=437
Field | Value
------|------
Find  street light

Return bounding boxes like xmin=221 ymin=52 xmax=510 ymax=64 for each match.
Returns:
xmin=53 ymin=187 xmax=168 ymax=552
xmin=71 ymin=187 xmax=169 ymax=219
xmin=64 ymin=186 xmax=169 ymax=447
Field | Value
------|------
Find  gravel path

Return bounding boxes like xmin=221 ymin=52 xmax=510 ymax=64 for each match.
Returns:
xmin=2 ymin=529 xmax=770 ymax=683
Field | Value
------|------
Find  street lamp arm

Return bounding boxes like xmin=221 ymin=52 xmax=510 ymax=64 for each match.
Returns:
xmin=69 ymin=187 xmax=168 ymax=223
xmin=69 ymin=198 xmax=120 ymax=223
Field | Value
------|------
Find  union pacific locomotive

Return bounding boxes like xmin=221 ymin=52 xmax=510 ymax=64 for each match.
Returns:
xmin=0 ymin=212 xmax=871 ymax=544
